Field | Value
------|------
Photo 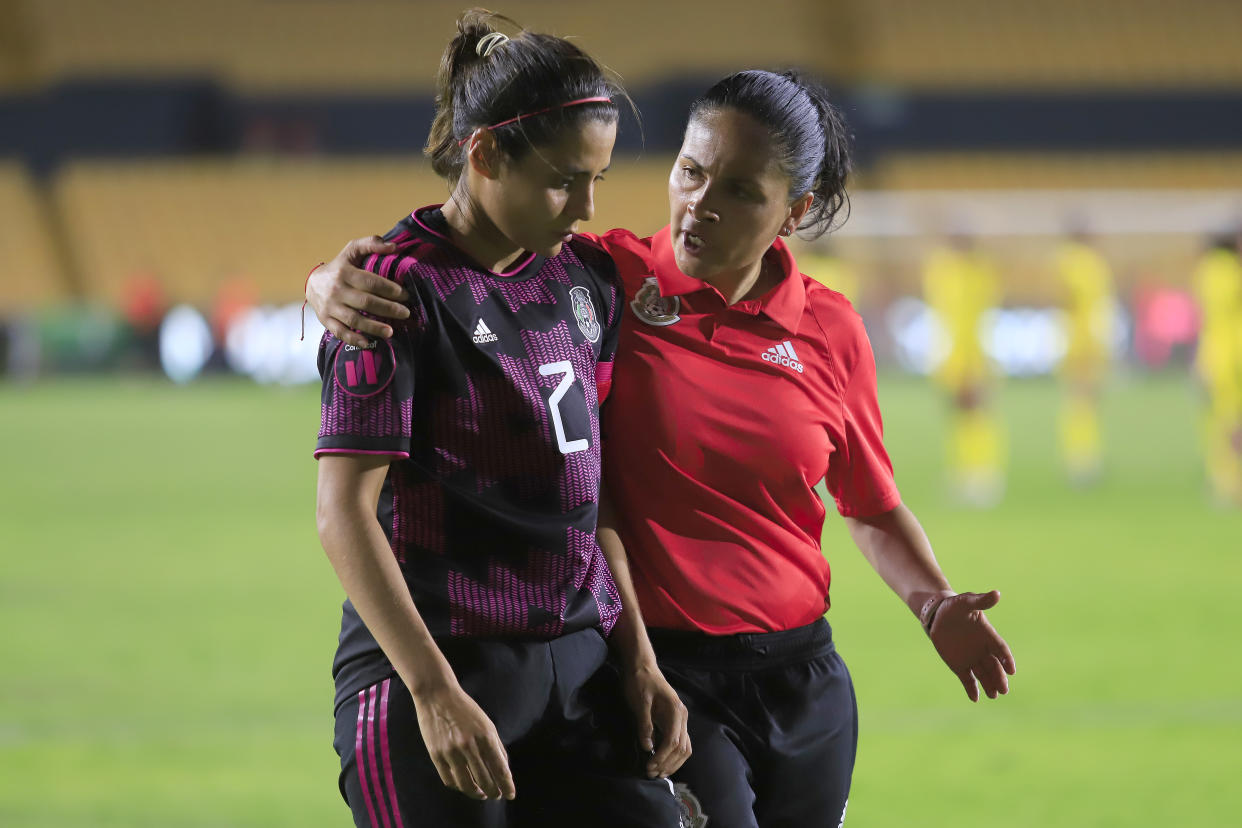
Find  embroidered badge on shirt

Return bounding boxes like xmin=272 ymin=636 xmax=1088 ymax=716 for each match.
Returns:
xmin=569 ymin=286 xmax=601 ymax=343
xmin=333 ymin=339 xmax=396 ymax=398
xmin=630 ymin=277 xmax=681 ymax=326
xmin=673 ymin=782 xmax=708 ymax=828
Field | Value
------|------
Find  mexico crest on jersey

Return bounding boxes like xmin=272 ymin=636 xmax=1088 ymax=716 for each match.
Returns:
xmin=569 ymin=286 xmax=601 ymax=343
xmin=630 ymin=276 xmax=681 ymax=326
xmin=673 ymin=783 xmax=708 ymax=828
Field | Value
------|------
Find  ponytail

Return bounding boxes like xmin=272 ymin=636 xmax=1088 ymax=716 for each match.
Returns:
xmin=424 ymin=8 xmax=623 ymax=182
xmin=426 ymin=9 xmax=507 ymax=179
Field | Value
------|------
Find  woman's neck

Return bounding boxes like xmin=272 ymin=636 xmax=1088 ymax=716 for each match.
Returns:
xmin=710 ymin=251 xmax=780 ymax=306
xmin=440 ymin=188 xmax=526 ymax=273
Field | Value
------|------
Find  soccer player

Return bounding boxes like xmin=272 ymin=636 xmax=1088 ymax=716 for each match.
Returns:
xmin=922 ymin=230 xmax=1007 ymax=505
xmin=1054 ymin=226 xmax=1115 ymax=484
xmin=311 ymin=69 xmax=1016 ymax=828
xmin=312 ymin=12 xmax=686 ymax=827
xmin=1192 ymin=229 xmax=1242 ymax=504
xmin=798 ymin=240 xmax=859 ymax=303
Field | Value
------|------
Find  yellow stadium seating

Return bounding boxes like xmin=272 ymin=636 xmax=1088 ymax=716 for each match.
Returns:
xmin=49 ymin=157 xmax=672 ymax=310
xmin=5 ymin=0 xmax=1239 ymax=93
xmin=0 ymin=160 xmax=69 ymax=314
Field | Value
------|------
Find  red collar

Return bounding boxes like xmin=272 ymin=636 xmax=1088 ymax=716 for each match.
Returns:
xmin=650 ymin=225 xmax=806 ymax=335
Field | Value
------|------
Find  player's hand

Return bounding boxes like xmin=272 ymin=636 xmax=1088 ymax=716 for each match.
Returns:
xmin=928 ymin=590 xmax=1016 ymax=702
xmin=622 ymin=662 xmax=691 ymax=778
xmin=410 ymin=682 xmax=516 ymax=801
xmin=307 ymin=236 xmax=409 ymax=348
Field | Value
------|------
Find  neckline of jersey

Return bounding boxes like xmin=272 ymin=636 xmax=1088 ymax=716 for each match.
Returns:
xmin=649 ymin=226 xmax=806 ymax=334
xmin=411 ymin=205 xmax=547 ymax=282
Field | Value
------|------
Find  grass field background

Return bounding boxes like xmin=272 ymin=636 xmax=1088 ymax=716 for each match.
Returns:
xmin=2 ymin=372 xmax=1240 ymax=827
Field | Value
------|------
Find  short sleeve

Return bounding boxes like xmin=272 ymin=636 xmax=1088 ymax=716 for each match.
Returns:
xmin=313 ymin=257 xmax=421 ymax=459
xmin=823 ymin=323 xmax=902 ymax=517
xmin=314 ymin=331 xmax=415 ymax=459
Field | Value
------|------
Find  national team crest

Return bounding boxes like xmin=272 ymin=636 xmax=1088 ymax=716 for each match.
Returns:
xmin=673 ymin=783 xmax=708 ymax=828
xmin=569 ymin=286 xmax=601 ymax=343
xmin=630 ymin=277 xmax=681 ymax=326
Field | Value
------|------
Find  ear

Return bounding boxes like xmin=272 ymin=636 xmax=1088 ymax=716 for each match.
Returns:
xmin=782 ymin=192 xmax=814 ymax=236
xmin=465 ymin=129 xmax=504 ymax=180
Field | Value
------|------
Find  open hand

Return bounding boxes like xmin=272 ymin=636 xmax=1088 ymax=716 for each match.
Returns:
xmin=928 ymin=590 xmax=1016 ymax=702
xmin=411 ymin=683 xmax=516 ymax=801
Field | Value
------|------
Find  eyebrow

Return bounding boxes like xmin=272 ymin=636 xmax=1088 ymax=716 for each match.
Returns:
xmin=679 ymin=154 xmax=761 ymax=189
xmin=559 ymin=164 xmax=611 ymax=178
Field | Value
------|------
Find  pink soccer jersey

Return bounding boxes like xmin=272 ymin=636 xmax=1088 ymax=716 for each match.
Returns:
xmin=316 ymin=206 xmax=624 ymax=708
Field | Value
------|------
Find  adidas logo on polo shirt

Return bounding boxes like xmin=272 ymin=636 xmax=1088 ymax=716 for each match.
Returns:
xmin=762 ymin=340 xmax=804 ymax=373
xmin=472 ymin=319 xmax=499 ymax=344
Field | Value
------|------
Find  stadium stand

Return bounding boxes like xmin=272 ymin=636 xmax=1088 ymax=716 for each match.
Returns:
xmin=5 ymin=0 xmax=1240 ymax=93
xmin=0 ymin=160 xmax=68 ymax=314
xmin=48 ymin=158 xmax=671 ymax=309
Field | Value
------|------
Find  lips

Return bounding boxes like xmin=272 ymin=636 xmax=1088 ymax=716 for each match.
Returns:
xmin=681 ymin=229 xmax=706 ymax=255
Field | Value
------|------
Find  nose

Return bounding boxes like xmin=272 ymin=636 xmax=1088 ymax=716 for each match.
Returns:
xmin=571 ymin=181 xmax=596 ymax=224
xmin=688 ymin=192 xmax=719 ymax=223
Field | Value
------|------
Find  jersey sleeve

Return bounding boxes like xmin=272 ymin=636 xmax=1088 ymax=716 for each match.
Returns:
xmin=313 ymin=259 xmax=421 ymax=459
xmin=823 ymin=316 xmax=903 ymax=517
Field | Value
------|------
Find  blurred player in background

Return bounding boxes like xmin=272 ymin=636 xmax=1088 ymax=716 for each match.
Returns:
xmin=1054 ymin=224 xmax=1115 ymax=485
xmin=799 ymin=240 xmax=859 ymax=304
xmin=312 ymin=12 xmax=686 ymax=827
xmin=311 ymin=67 xmax=1016 ymax=828
xmin=922 ymin=231 xmax=1006 ymax=505
xmin=1192 ymin=227 xmax=1242 ymax=505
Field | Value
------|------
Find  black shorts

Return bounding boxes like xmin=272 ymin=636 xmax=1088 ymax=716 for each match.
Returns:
xmin=332 ymin=627 xmax=681 ymax=828
xmin=650 ymin=618 xmax=857 ymax=828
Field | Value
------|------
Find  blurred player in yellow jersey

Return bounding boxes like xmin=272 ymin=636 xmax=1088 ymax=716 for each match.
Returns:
xmin=1192 ymin=230 xmax=1242 ymax=505
xmin=799 ymin=242 xmax=859 ymax=303
xmin=923 ymin=233 xmax=1006 ymax=506
xmin=1054 ymin=229 xmax=1114 ymax=485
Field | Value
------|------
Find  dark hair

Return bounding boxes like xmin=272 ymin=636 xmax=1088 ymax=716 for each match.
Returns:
xmin=426 ymin=9 xmax=623 ymax=180
xmin=688 ymin=69 xmax=851 ymax=239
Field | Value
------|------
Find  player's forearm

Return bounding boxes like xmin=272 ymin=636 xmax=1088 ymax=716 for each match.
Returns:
xmin=844 ymin=503 xmax=954 ymax=618
xmin=317 ymin=503 xmax=458 ymax=698
xmin=596 ymin=494 xmax=659 ymax=672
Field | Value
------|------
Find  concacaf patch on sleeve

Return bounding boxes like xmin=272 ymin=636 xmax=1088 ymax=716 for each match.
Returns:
xmin=570 ymin=285 xmax=601 ymax=343
xmin=333 ymin=339 xmax=396 ymax=398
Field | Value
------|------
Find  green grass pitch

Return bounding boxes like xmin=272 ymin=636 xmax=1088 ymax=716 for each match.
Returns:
xmin=1 ymin=373 xmax=1239 ymax=826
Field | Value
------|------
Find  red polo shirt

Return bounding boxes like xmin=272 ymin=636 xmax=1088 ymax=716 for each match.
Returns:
xmin=589 ymin=226 xmax=902 ymax=634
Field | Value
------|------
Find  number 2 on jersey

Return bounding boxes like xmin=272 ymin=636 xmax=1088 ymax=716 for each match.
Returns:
xmin=539 ymin=360 xmax=589 ymax=454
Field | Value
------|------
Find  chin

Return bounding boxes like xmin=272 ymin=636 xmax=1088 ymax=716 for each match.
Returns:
xmin=673 ymin=246 xmax=706 ymax=279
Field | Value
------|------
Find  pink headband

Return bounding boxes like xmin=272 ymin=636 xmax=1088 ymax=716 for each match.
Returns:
xmin=456 ymin=96 xmax=614 ymax=146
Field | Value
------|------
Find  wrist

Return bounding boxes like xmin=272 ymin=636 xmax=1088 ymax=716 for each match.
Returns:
xmin=400 ymin=655 xmax=459 ymax=702
xmin=915 ymin=590 xmax=956 ymax=637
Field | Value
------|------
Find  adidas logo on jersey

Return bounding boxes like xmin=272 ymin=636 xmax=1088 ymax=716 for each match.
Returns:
xmin=472 ymin=319 xmax=499 ymax=345
xmin=761 ymin=340 xmax=804 ymax=373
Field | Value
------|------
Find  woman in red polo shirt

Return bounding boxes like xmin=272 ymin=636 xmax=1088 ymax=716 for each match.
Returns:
xmin=308 ymin=69 xmax=1015 ymax=828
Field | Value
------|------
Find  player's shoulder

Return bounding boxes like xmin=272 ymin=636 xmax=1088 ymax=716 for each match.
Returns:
xmin=576 ymin=228 xmax=655 ymax=295
xmin=804 ymin=276 xmax=864 ymax=330
xmin=363 ymin=214 xmax=441 ymax=284
xmin=802 ymin=276 xmax=872 ymax=366
xmin=566 ymin=233 xmax=621 ymax=280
